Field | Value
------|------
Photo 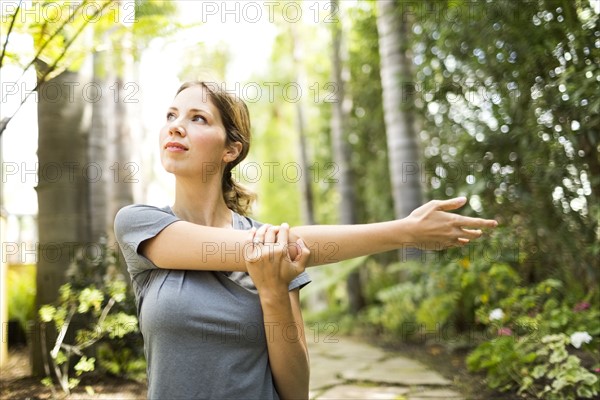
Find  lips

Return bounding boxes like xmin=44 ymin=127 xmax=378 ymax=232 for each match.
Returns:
xmin=165 ymin=142 xmax=188 ymax=151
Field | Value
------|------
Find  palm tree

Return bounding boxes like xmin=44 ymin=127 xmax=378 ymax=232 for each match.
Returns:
xmin=376 ymin=0 xmax=423 ymax=258
xmin=330 ymin=0 xmax=364 ymax=312
xmin=34 ymin=61 xmax=95 ymax=375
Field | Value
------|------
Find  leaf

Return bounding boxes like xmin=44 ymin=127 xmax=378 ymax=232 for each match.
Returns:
xmin=532 ymin=364 xmax=547 ymax=379
xmin=77 ymin=287 xmax=104 ymax=313
xmin=39 ymin=305 xmax=56 ymax=322
xmin=549 ymin=348 xmax=568 ymax=364
xmin=68 ymin=378 xmax=80 ymax=389
xmin=55 ymin=350 xmax=67 ymax=365
xmin=41 ymin=377 xmax=53 ymax=387
xmin=74 ymin=356 xmax=95 ymax=376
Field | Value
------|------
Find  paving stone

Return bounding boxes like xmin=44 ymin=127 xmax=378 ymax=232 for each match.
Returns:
xmin=309 ymin=337 xmax=387 ymax=362
xmin=315 ymin=384 xmax=410 ymax=399
xmin=307 ymin=336 xmax=462 ymax=399
xmin=341 ymin=357 xmax=451 ymax=386
xmin=408 ymin=387 xmax=464 ymax=400
xmin=309 ymin=356 xmax=351 ymax=390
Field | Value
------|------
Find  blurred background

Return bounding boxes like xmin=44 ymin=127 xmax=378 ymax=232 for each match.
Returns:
xmin=1 ymin=0 xmax=598 ymax=398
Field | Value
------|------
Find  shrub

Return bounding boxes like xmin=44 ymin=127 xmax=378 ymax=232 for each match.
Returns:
xmin=467 ymin=279 xmax=600 ymax=399
xmin=38 ymin=238 xmax=144 ymax=395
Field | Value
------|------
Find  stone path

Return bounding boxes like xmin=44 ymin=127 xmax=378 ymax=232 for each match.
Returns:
xmin=308 ymin=337 xmax=464 ymax=400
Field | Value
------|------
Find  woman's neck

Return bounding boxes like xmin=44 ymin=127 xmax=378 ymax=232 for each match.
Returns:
xmin=171 ymin=176 xmax=232 ymax=228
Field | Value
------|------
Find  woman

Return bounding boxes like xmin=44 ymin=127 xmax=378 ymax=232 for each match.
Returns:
xmin=114 ymin=81 xmax=497 ymax=400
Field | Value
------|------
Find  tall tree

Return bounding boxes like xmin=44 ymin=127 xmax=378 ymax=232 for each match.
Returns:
xmin=34 ymin=62 xmax=94 ymax=375
xmin=21 ymin=0 xmax=177 ymax=375
xmin=30 ymin=1 xmax=116 ymax=375
xmin=376 ymin=0 xmax=423 ymax=258
xmin=289 ymin=23 xmax=316 ymax=226
xmin=330 ymin=0 xmax=364 ymax=312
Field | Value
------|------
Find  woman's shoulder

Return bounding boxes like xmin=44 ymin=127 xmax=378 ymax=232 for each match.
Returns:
xmin=116 ymin=204 xmax=172 ymax=220
xmin=114 ymin=204 xmax=175 ymax=236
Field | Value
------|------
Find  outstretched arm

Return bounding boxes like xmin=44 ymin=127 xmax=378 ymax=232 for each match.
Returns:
xmin=141 ymin=197 xmax=497 ymax=271
xmin=292 ymin=197 xmax=498 ymax=266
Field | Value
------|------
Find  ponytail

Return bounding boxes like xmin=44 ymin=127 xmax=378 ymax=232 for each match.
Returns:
xmin=222 ymin=168 xmax=256 ymax=216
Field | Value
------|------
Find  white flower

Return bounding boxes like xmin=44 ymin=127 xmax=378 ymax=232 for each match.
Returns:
xmin=489 ymin=308 xmax=504 ymax=321
xmin=570 ymin=331 xmax=592 ymax=349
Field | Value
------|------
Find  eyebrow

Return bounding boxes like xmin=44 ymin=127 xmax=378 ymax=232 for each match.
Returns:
xmin=168 ymin=106 xmax=214 ymax=118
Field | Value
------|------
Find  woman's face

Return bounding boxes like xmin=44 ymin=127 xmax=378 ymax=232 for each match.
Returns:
xmin=159 ymin=86 xmax=238 ymax=179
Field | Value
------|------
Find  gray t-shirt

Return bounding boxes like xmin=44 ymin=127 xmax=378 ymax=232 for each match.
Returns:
xmin=114 ymin=204 xmax=311 ymax=400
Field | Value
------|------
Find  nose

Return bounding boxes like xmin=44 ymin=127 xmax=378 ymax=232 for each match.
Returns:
xmin=168 ymin=118 xmax=186 ymax=137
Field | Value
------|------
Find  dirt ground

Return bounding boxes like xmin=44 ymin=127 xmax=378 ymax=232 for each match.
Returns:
xmin=1 ymin=341 xmax=507 ymax=400
xmin=0 ymin=347 xmax=146 ymax=399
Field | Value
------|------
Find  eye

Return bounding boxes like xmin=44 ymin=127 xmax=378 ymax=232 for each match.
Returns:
xmin=166 ymin=112 xmax=176 ymax=121
xmin=192 ymin=115 xmax=207 ymax=123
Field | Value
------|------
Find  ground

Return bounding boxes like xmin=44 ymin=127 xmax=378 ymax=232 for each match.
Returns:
xmin=0 ymin=347 xmax=146 ymax=399
xmin=1 ymin=338 xmax=509 ymax=400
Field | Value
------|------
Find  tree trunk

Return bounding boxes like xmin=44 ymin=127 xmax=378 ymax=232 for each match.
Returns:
xmin=289 ymin=24 xmax=315 ymax=226
xmin=107 ymin=33 xmax=135 ymax=280
xmin=376 ymin=0 xmax=423 ymax=260
xmin=32 ymin=62 xmax=93 ymax=375
xmin=331 ymin=0 xmax=364 ymax=313
xmin=89 ymin=46 xmax=109 ymax=243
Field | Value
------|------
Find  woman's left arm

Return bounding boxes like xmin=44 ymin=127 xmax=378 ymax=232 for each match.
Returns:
xmin=245 ymin=224 xmax=310 ymax=400
xmin=260 ymin=289 xmax=309 ymax=400
xmin=291 ymin=197 xmax=498 ymax=266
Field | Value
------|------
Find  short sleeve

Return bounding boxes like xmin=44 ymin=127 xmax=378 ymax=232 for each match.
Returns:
xmin=114 ymin=204 xmax=180 ymax=276
xmin=288 ymin=271 xmax=311 ymax=291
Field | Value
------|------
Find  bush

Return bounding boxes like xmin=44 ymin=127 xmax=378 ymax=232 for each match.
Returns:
xmin=467 ymin=279 xmax=600 ymax=399
xmin=7 ymin=263 xmax=36 ymax=340
xmin=38 ymin=238 xmax=144 ymax=395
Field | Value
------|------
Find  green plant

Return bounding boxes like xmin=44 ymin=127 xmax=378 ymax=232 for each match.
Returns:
xmin=364 ymin=252 xmax=522 ymax=342
xmin=38 ymin=239 xmax=141 ymax=395
xmin=39 ymin=280 xmax=138 ymax=395
xmin=521 ymin=334 xmax=599 ymax=400
xmin=467 ymin=279 xmax=600 ymax=398
xmin=7 ymin=263 xmax=36 ymax=336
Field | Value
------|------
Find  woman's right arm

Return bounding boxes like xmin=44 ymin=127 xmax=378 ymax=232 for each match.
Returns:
xmin=141 ymin=221 xmax=253 ymax=272
xmin=140 ymin=197 xmax=497 ymax=272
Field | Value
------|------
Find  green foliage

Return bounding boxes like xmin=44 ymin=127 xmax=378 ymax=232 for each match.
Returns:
xmin=7 ymin=264 xmax=36 ymax=336
xmin=345 ymin=1 xmax=394 ymax=226
xmin=39 ymin=239 xmax=143 ymax=395
xmin=96 ymin=342 xmax=147 ymax=381
xmin=413 ymin=0 xmax=598 ymax=290
xmin=362 ymin=251 xmax=520 ymax=340
xmin=467 ymin=279 xmax=600 ymax=398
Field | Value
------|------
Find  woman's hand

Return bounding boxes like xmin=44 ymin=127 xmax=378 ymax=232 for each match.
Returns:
xmin=403 ymin=197 xmax=498 ymax=250
xmin=245 ymin=223 xmax=310 ymax=296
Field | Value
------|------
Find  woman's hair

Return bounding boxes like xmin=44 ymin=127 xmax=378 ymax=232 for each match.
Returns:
xmin=176 ymin=81 xmax=256 ymax=216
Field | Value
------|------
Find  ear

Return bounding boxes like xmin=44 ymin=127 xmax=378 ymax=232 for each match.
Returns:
xmin=223 ymin=141 xmax=243 ymax=163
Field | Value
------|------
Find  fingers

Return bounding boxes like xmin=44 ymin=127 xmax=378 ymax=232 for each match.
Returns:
xmin=265 ymin=224 xmax=279 ymax=244
xmin=255 ymin=223 xmax=282 ymax=245
xmin=246 ymin=227 xmax=260 ymax=262
xmin=455 ymin=215 xmax=498 ymax=229
xmin=292 ymin=238 xmax=310 ymax=269
xmin=434 ymin=196 xmax=467 ymax=211
xmin=277 ymin=223 xmax=289 ymax=245
xmin=461 ymin=228 xmax=483 ymax=239
xmin=254 ymin=223 xmax=269 ymax=244
xmin=247 ymin=227 xmax=257 ymax=243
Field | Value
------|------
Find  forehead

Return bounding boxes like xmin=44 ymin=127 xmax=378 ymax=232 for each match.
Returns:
xmin=172 ymin=86 xmax=220 ymax=117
